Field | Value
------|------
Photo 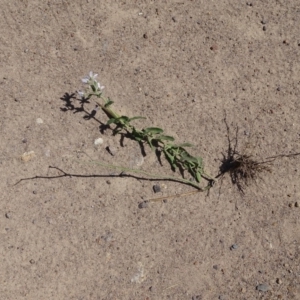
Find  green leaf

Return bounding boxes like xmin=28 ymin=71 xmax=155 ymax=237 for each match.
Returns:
xmin=104 ymin=99 xmax=114 ymax=107
xmin=129 ymin=116 xmax=146 ymax=122
xmin=163 ymin=149 xmax=175 ymax=166
xmin=143 ymin=127 xmax=164 ymax=135
xmin=155 ymin=135 xmax=175 ymax=141
xmin=118 ymin=116 xmax=129 ymax=123
xmin=174 ymin=143 xmax=193 ymax=148
xmin=197 ymin=156 xmax=203 ymax=165
xmin=132 ymin=128 xmax=144 ymax=142
xmin=180 ymin=151 xmax=193 ymax=161
xmin=107 ymin=116 xmax=129 ymax=126
xmin=107 ymin=118 xmax=117 ymax=125
xmin=162 ymin=143 xmax=174 ymax=151
xmin=148 ymin=138 xmax=154 ymax=150
xmin=196 ymin=172 xmax=202 ymax=182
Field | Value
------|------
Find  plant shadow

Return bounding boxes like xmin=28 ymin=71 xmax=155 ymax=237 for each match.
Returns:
xmin=60 ymin=92 xmax=112 ymax=134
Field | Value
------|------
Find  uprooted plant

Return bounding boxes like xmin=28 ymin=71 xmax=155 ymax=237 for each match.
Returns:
xmin=17 ymin=73 xmax=300 ymax=201
xmin=77 ymin=71 xmax=214 ymax=190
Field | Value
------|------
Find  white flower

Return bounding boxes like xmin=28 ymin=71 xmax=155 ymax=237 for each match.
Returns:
xmin=97 ymin=82 xmax=105 ymax=90
xmin=89 ymin=71 xmax=98 ymax=80
xmin=81 ymin=71 xmax=98 ymax=84
xmin=81 ymin=76 xmax=89 ymax=84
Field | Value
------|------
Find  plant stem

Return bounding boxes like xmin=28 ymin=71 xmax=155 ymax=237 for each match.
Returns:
xmin=96 ymin=100 xmax=120 ymax=120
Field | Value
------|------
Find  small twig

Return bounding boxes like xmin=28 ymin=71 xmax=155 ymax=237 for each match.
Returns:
xmin=266 ymin=152 xmax=300 ymax=159
xmin=81 ymin=159 xmax=205 ymax=190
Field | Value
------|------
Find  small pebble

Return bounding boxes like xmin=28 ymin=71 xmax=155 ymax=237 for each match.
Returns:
xmin=230 ymin=244 xmax=238 ymax=250
xmin=295 ymin=202 xmax=299 ymax=207
xmin=29 ymin=259 xmax=35 ymax=264
xmin=263 ymin=26 xmax=266 ymax=31
xmin=101 ymin=232 xmax=114 ymax=242
xmin=5 ymin=212 xmax=11 ymax=219
xmin=213 ymin=265 xmax=218 ymax=270
xmin=138 ymin=201 xmax=148 ymax=209
xmin=44 ymin=149 xmax=51 ymax=157
xmin=192 ymin=296 xmax=202 ymax=300
xmin=256 ymin=283 xmax=269 ymax=292
xmin=153 ymin=184 xmax=161 ymax=193
xmin=276 ymin=278 xmax=282 ymax=284
xmin=210 ymin=44 xmax=218 ymax=51
xmin=36 ymin=118 xmax=43 ymax=124
xmin=106 ymin=180 xmax=111 ymax=185
xmin=94 ymin=137 xmax=104 ymax=146
xmin=21 ymin=151 xmax=35 ymax=162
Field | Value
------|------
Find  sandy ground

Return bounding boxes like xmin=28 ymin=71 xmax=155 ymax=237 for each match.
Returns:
xmin=1 ymin=1 xmax=300 ymax=299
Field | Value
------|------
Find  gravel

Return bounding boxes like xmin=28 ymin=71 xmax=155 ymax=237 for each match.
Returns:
xmin=256 ymin=283 xmax=269 ymax=292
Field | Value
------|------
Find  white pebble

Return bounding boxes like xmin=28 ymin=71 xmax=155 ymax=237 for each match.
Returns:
xmin=94 ymin=138 xmax=104 ymax=146
xmin=36 ymin=118 xmax=43 ymax=124
xmin=21 ymin=151 xmax=35 ymax=162
xmin=45 ymin=149 xmax=51 ymax=157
